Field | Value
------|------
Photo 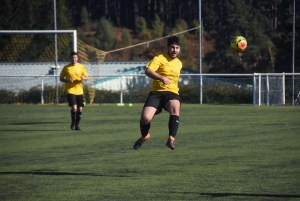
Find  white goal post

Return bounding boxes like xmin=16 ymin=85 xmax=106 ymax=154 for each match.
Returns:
xmin=0 ymin=30 xmax=77 ymax=52
xmin=0 ymin=30 xmax=78 ymax=104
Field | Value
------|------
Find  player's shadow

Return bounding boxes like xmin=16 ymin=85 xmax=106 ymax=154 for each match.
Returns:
xmin=0 ymin=171 xmax=130 ymax=178
xmin=200 ymin=192 xmax=300 ymax=198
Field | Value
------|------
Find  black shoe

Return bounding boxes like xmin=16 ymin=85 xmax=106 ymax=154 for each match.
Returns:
xmin=70 ymin=124 xmax=75 ymax=130
xmin=166 ymin=136 xmax=175 ymax=150
xmin=133 ymin=133 xmax=150 ymax=150
xmin=75 ymin=125 xmax=81 ymax=131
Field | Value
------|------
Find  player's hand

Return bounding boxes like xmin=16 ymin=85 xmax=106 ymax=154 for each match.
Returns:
xmin=69 ymin=78 xmax=74 ymax=83
xmin=161 ymin=77 xmax=170 ymax=85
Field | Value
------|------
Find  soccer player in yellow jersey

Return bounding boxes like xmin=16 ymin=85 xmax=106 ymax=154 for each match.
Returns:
xmin=133 ymin=36 xmax=182 ymax=150
xmin=60 ymin=52 xmax=88 ymax=130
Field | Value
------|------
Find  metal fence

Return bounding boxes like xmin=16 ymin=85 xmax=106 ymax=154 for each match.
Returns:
xmin=0 ymin=73 xmax=299 ymax=106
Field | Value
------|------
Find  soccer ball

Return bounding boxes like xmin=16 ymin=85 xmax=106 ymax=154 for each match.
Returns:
xmin=231 ymin=36 xmax=247 ymax=52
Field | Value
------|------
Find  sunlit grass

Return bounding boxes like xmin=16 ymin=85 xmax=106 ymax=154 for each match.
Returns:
xmin=0 ymin=104 xmax=299 ymax=201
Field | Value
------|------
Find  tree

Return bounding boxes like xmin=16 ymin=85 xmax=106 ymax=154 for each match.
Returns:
xmin=80 ymin=6 xmax=89 ymax=26
xmin=175 ymin=19 xmax=188 ymax=32
xmin=151 ymin=13 xmax=164 ymax=38
xmin=0 ymin=0 xmax=15 ymax=30
xmin=121 ymin=28 xmax=132 ymax=47
xmin=135 ymin=16 xmax=150 ymax=39
xmin=95 ymin=17 xmax=115 ymax=51
xmin=273 ymin=0 xmax=300 ymax=73
xmin=0 ymin=0 xmax=299 ymax=73
xmin=57 ymin=0 xmax=71 ymax=29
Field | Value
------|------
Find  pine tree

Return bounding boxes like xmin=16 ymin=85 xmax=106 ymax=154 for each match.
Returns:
xmin=95 ymin=17 xmax=115 ymax=51
xmin=80 ymin=6 xmax=90 ymax=30
xmin=135 ymin=16 xmax=150 ymax=39
xmin=57 ymin=0 xmax=71 ymax=29
xmin=121 ymin=29 xmax=132 ymax=47
xmin=151 ymin=14 xmax=164 ymax=38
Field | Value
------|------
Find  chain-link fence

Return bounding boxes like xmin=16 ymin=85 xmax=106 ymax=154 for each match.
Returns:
xmin=1 ymin=74 xmax=299 ymax=105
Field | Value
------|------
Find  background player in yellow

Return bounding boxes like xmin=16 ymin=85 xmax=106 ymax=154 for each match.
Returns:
xmin=133 ymin=36 xmax=182 ymax=150
xmin=60 ymin=52 xmax=88 ymax=130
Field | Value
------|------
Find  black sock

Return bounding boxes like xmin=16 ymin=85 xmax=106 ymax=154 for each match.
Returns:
xmin=140 ymin=122 xmax=150 ymax=137
xmin=71 ymin=111 xmax=76 ymax=125
xmin=75 ymin=111 xmax=82 ymax=126
xmin=169 ymin=115 xmax=179 ymax=138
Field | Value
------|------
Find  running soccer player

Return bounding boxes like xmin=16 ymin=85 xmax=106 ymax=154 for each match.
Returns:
xmin=60 ymin=52 xmax=88 ymax=131
xmin=133 ymin=35 xmax=182 ymax=150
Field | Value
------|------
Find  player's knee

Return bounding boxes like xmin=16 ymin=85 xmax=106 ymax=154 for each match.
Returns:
xmin=140 ymin=116 xmax=152 ymax=124
xmin=166 ymin=101 xmax=180 ymax=114
xmin=168 ymin=106 xmax=180 ymax=115
xmin=140 ymin=118 xmax=150 ymax=125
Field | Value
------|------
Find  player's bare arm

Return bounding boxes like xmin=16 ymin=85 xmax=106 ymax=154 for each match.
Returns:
xmin=81 ymin=76 xmax=88 ymax=80
xmin=60 ymin=77 xmax=74 ymax=83
xmin=145 ymin=68 xmax=170 ymax=85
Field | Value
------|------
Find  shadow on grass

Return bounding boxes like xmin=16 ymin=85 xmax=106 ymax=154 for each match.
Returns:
xmin=200 ymin=193 xmax=300 ymax=198
xmin=8 ymin=122 xmax=64 ymax=125
xmin=0 ymin=130 xmax=67 ymax=131
xmin=0 ymin=171 xmax=130 ymax=177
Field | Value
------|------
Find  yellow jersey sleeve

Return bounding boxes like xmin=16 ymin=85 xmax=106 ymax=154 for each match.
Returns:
xmin=60 ymin=63 xmax=88 ymax=95
xmin=146 ymin=54 xmax=182 ymax=94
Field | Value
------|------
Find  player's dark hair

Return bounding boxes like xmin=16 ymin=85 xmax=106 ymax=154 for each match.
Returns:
xmin=70 ymin=51 xmax=78 ymax=56
xmin=167 ymin=36 xmax=181 ymax=47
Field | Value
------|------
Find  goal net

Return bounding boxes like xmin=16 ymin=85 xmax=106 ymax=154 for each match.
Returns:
xmin=253 ymin=74 xmax=285 ymax=106
xmin=0 ymin=30 xmax=106 ymax=104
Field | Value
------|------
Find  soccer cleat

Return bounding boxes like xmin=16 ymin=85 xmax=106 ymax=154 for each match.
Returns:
xmin=133 ymin=133 xmax=150 ymax=150
xmin=70 ymin=124 xmax=75 ymax=130
xmin=74 ymin=125 xmax=81 ymax=131
xmin=166 ymin=136 xmax=175 ymax=150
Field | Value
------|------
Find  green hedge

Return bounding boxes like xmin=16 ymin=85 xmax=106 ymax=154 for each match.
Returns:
xmin=0 ymin=84 xmax=254 ymax=105
xmin=179 ymin=84 xmax=252 ymax=104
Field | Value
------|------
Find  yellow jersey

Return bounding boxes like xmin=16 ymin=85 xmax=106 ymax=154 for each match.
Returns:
xmin=60 ymin=63 xmax=88 ymax=95
xmin=146 ymin=54 xmax=182 ymax=94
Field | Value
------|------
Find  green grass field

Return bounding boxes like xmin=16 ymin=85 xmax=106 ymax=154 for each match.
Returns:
xmin=0 ymin=104 xmax=299 ymax=201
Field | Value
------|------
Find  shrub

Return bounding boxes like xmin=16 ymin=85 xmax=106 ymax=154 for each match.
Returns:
xmin=179 ymin=83 xmax=252 ymax=104
xmin=0 ymin=83 xmax=253 ymax=104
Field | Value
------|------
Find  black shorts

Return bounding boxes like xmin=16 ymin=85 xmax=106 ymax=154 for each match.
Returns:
xmin=67 ymin=94 xmax=84 ymax=107
xmin=143 ymin=91 xmax=181 ymax=115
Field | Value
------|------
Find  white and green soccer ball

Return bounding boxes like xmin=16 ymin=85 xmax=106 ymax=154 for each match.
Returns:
xmin=231 ymin=36 xmax=247 ymax=52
